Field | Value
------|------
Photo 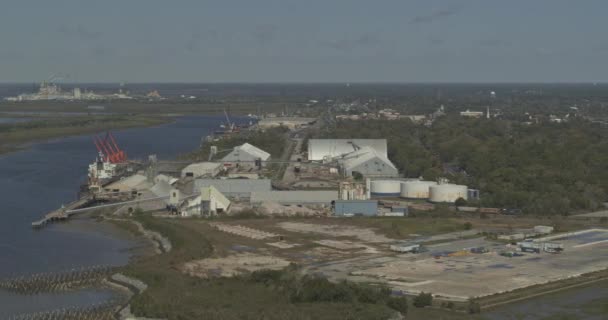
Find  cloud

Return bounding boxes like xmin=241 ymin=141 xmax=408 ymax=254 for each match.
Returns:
xmin=0 ymin=50 xmax=24 ymax=61
xmin=411 ymin=6 xmax=462 ymax=24
xmin=57 ymin=24 xmax=102 ymax=40
xmin=90 ymin=46 xmax=114 ymax=58
xmin=322 ymin=34 xmax=381 ymax=52
xmin=592 ymin=44 xmax=608 ymax=53
xmin=477 ymin=39 xmax=510 ymax=47
xmin=251 ymin=24 xmax=278 ymax=45
xmin=427 ymin=36 xmax=445 ymax=45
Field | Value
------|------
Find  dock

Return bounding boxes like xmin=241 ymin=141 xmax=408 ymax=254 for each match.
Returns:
xmin=31 ymin=197 xmax=93 ymax=228
xmin=31 ymin=191 xmax=168 ymax=228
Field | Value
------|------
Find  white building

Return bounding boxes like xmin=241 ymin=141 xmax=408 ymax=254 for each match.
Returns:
xmin=460 ymin=110 xmax=485 ymax=118
xmin=179 ymin=186 xmax=231 ymax=217
xmin=181 ymin=162 xmax=222 ymax=178
xmin=307 ymin=139 xmax=388 ymax=161
xmin=339 ymin=146 xmax=398 ymax=177
xmin=222 ymin=143 xmax=270 ymax=168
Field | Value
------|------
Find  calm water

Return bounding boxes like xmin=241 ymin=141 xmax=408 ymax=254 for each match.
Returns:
xmin=0 ymin=115 xmax=245 ymax=318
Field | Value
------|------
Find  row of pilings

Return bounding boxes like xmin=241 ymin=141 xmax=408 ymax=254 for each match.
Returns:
xmin=7 ymin=299 xmax=121 ymax=320
xmin=0 ymin=265 xmax=116 ymax=295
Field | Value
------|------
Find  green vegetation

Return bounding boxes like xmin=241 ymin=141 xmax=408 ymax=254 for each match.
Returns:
xmin=321 ymin=117 xmax=608 ymax=215
xmin=0 ymin=115 xmax=168 ymax=155
xmin=413 ymin=292 xmax=433 ymax=308
xmin=349 ymin=216 xmax=466 ymax=238
xmin=121 ymin=216 xmax=402 ymax=319
xmin=180 ymin=126 xmax=289 ymax=161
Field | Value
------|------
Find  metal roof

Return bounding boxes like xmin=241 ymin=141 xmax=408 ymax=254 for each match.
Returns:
xmin=150 ymin=180 xmax=173 ymax=199
xmin=340 ymin=146 xmax=397 ymax=171
xmin=194 ymin=179 xmax=272 ymax=194
xmin=250 ymin=191 xmax=339 ymax=204
xmin=181 ymin=162 xmax=221 ymax=177
xmin=222 ymin=143 xmax=271 ymax=161
xmin=308 ymin=139 xmax=388 ymax=161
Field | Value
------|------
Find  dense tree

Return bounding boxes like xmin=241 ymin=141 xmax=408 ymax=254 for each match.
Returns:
xmin=413 ymin=292 xmax=433 ymax=308
xmin=322 ymin=117 xmax=608 ymax=215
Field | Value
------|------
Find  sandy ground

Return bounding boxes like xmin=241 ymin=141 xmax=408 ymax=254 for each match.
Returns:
xmin=210 ymin=223 xmax=281 ymax=240
xmin=182 ymin=253 xmax=290 ymax=278
xmin=315 ymin=240 xmax=379 ymax=254
xmin=278 ymin=222 xmax=395 ymax=243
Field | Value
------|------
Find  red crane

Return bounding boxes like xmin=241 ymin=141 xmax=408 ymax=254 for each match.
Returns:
xmin=93 ymin=132 xmax=127 ymax=163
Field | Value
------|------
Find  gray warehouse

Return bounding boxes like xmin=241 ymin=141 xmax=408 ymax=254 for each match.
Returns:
xmin=222 ymin=143 xmax=271 ymax=168
xmin=194 ymin=179 xmax=271 ymax=200
xmin=333 ymin=200 xmax=378 ymax=216
xmin=339 ymin=146 xmax=398 ymax=177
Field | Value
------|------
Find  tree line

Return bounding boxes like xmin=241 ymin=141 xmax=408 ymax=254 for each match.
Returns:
xmin=320 ymin=117 xmax=608 ymax=215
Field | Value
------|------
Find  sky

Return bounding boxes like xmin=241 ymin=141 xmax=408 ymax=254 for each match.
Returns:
xmin=1 ymin=0 xmax=607 ymax=83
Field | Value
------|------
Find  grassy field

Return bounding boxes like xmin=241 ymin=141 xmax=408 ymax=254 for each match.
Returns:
xmin=0 ymin=115 xmax=169 ymax=155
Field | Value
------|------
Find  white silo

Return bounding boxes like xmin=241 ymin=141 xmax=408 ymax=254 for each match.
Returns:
xmin=370 ymin=180 xmax=401 ymax=197
xmin=429 ymin=184 xmax=468 ymax=203
xmin=400 ymin=180 xmax=437 ymax=199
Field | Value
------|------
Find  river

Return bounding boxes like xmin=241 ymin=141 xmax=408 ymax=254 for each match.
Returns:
xmin=0 ymin=115 xmax=247 ymax=318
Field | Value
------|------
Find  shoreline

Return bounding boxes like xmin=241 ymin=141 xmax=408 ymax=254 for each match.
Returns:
xmin=0 ymin=115 xmax=174 ymax=158
xmin=102 ymin=216 xmax=173 ymax=320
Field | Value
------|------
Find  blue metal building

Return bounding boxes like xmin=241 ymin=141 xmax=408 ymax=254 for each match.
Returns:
xmin=333 ymin=200 xmax=378 ymax=216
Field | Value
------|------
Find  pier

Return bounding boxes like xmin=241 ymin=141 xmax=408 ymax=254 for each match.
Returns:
xmin=31 ymin=191 xmax=169 ymax=228
xmin=31 ymin=197 xmax=92 ymax=228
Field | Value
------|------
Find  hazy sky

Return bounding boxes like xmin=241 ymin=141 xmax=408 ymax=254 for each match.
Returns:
xmin=1 ymin=0 xmax=607 ymax=83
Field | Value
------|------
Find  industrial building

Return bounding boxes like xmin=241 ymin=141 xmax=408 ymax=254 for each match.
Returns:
xmin=194 ymin=179 xmax=272 ymax=200
xmin=400 ymin=180 xmax=437 ymax=199
xmin=429 ymin=183 xmax=468 ymax=203
xmin=103 ymin=174 xmax=149 ymax=192
xmin=362 ymin=178 xmax=470 ymax=203
xmin=368 ymin=179 xmax=402 ymax=197
xmin=339 ymin=181 xmax=367 ymax=200
xmin=333 ymin=200 xmax=378 ymax=216
xmin=154 ymin=174 xmax=178 ymax=185
xmin=179 ymin=186 xmax=231 ymax=217
xmin=222 ymin=143 xmax=271 ymax=168
xmin=307 ymin=139 xmax=388 ymax=161
xmin=181 ymin=162 xmax=222 ymax=178
xmin=250 ymin=190 xmax=338 ymax=205
xmin=339 ymin=147 xmax=399 ymax=178
xmin=150 ymin=180 xmax=175 ymax=202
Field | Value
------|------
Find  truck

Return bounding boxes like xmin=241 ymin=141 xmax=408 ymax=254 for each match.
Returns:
xmin=518 ymin=240 xmax=563 ymax=254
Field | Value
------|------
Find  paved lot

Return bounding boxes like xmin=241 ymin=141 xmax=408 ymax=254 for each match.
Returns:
xmin=307 ymin=232 xmax=608 ymax=301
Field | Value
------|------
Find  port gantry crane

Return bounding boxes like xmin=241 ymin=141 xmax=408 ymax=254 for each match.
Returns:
xmin=93 ymin=132 xmax=127 ymax=163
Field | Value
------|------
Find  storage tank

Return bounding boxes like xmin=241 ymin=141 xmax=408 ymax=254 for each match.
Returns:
xmin=400 ymin=180 xmax=437 ymax=199
xmin=370 ymin=180 xmax=401 ymax=197
xmin=429 ymin=184 xmax=468 ymax=203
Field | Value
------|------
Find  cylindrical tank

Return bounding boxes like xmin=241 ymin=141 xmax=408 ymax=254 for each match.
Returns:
xmin=429 ymin=184 xmax=468 ymax=203
xmin=400 ymin=180 xmax=437 ymax=199
xmin=370 ymin=180 xmax=401 ymax=197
